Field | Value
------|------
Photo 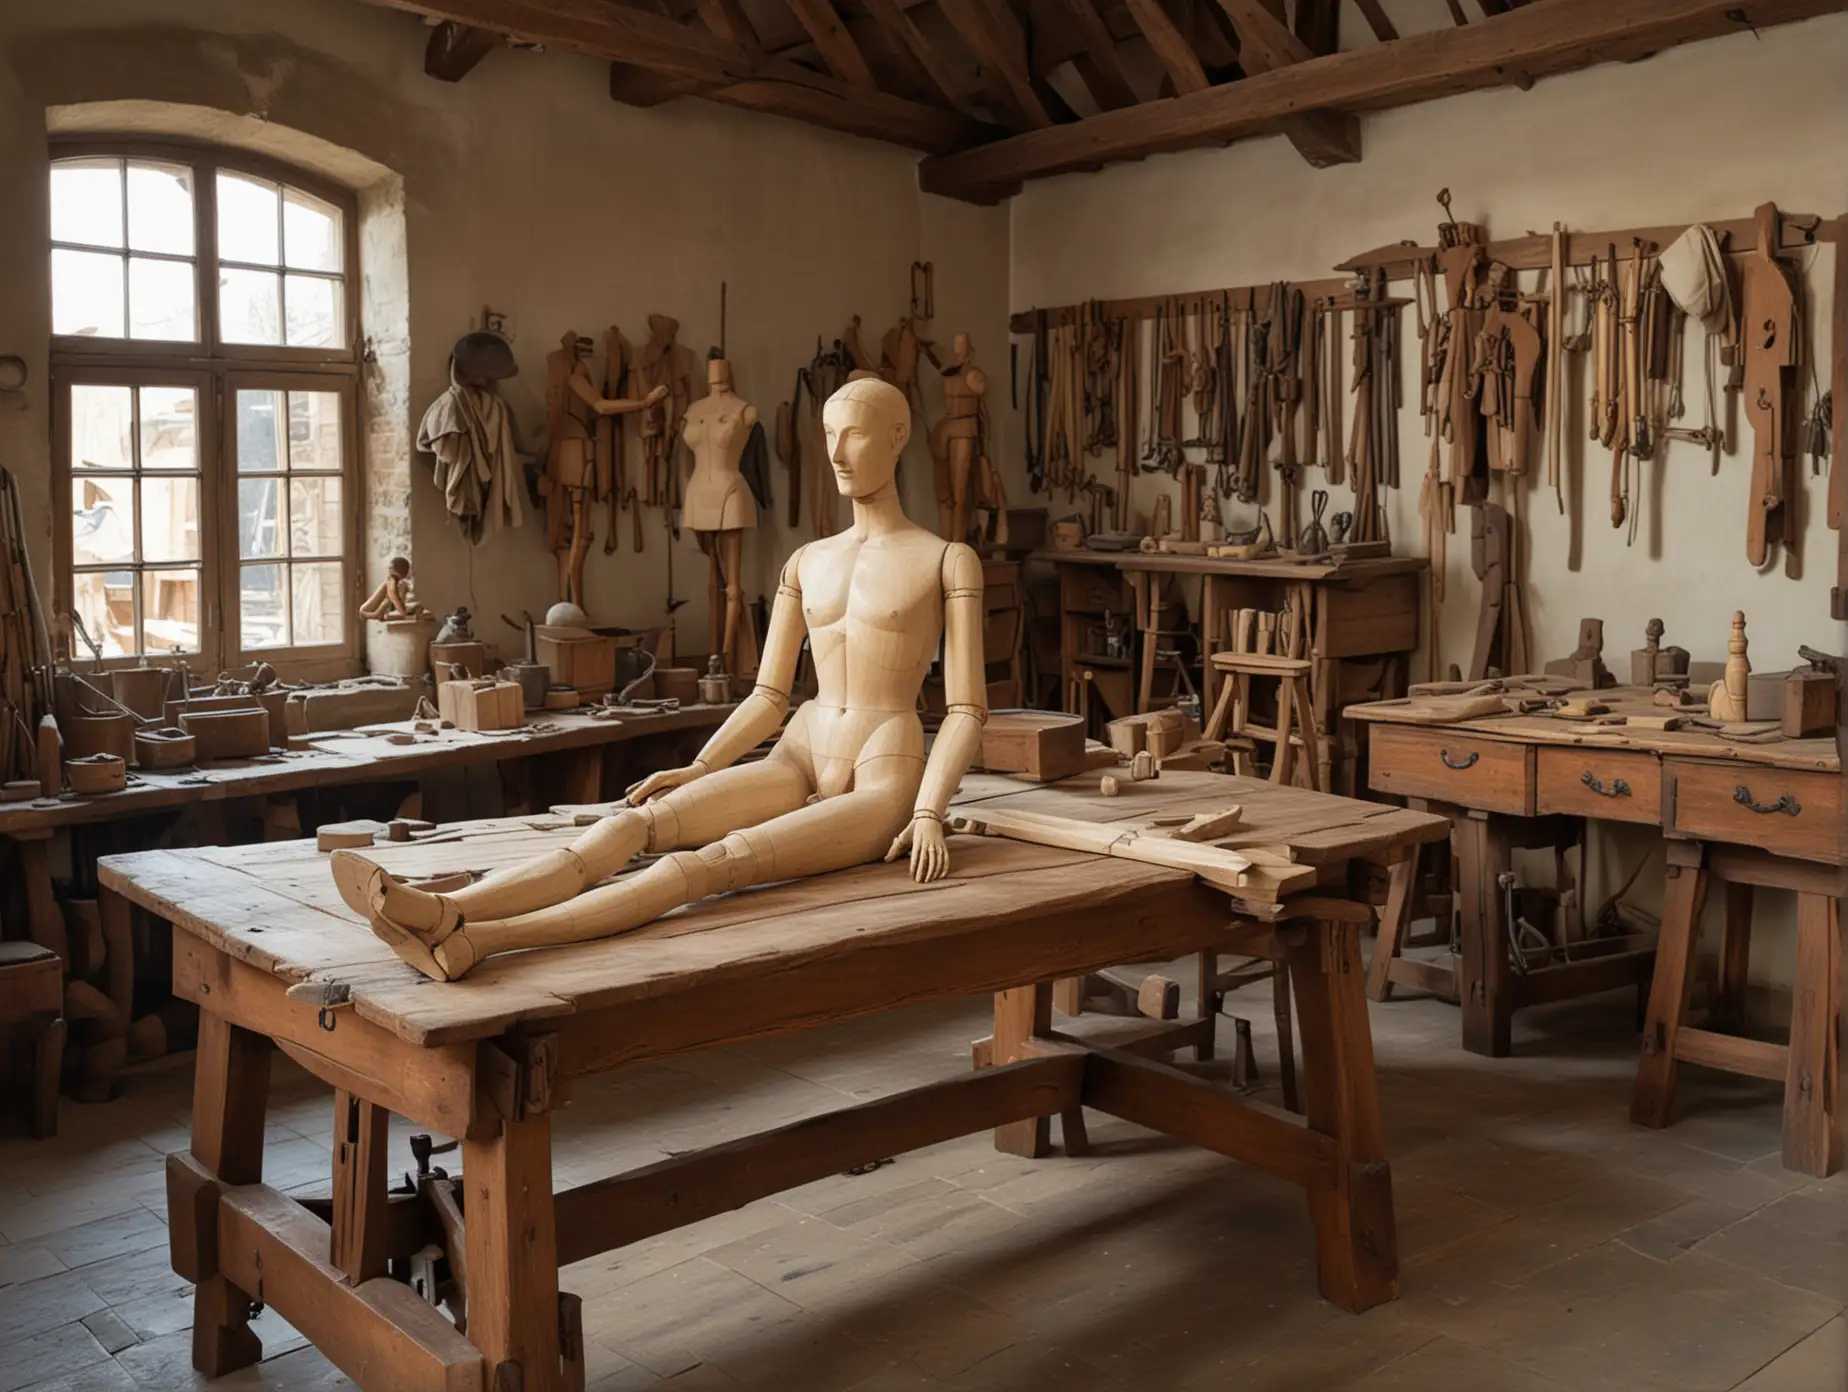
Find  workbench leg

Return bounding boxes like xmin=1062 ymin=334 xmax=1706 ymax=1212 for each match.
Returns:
xmin=1288 ymin=921 xmax=1398 ymax=1313
xmin=1631 ymin=847 xmax=1709 ymax=1129
xmin=187 ymin=1011 xmax=272 ymax=1377
xmin=1717 ymin=882 xmax=1755 ymax=1028
xmin=1200 ymin=577 xmax=1220 ymax=721
xmin=19 ymin=835 xmax=68 ymax=968
xmin=991 ymin=982 xmax=1054 ymax=1158
xmin=1271 ymin=960 xmax=1299 ymax=1115
xmin=1195 ymin=951 xmax=1218 ymax=1063
xmin=1365 ymin=847 xmax=1418 ymax=1004
xmin=464 ymin=1111 xmax=563 ymax=1391
xmin=1456 ymin=813 xmax=1515 ymax=1058
xmin=1782 ymin=892 xmax=1843 ymax=1177
xmin=330 ymin=1091 xmax=391 ymax=1284
xmin=31 ymin=1015 xmax=65 ymax=1139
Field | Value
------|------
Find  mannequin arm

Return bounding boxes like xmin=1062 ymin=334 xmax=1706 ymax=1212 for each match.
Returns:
xmin=688 ymin=545 xmax=806 ymax=772
xmin=571 ymin=376 xmax=669 ymax=417
xmin=916 ymin=542 xmax=988 ymax=822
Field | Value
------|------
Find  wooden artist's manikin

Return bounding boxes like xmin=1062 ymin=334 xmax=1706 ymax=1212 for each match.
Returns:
xmin=682 ymin=357 xmax=757 ymax=674
xmin=333 ymin=377 xmax=988 ymax=981
xmin=933 ymin=333 xmax=987 ymax=543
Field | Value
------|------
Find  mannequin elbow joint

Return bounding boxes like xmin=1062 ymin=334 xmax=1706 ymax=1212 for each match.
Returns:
xmin=948 ymin=703 xmax=988 ymax=727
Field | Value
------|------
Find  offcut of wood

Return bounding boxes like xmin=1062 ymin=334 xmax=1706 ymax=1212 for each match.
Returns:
xmin=980 ymin=710 xmax=1087 ymax=782
xmin=317 ymin=819 xmax=387 ymax=852
xmin=180 ymin=707 xmax=270 ymax=760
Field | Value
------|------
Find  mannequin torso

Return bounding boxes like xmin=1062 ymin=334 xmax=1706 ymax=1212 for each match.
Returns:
xmin=681 ymin=379 xmax=758 ymax=533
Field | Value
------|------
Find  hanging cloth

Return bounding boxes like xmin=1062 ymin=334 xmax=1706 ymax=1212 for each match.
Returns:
xmin=1659 ymin=224 xmax=1733 ymax=331
xmin=417 ymin=365 xmax=524 ymax=543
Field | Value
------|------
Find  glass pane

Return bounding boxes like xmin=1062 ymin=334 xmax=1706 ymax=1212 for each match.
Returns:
xmin=139 ymin=387 xmax=197 ymax=470
xmin=50 ymin=158 xmax=122 ymax=249
xmin=238 ymin=477 xmax=284 ymax=559
xmin=288 ymin=476 xmax=342 ymax=557
xmin=71 ymin=571 xmax=133 ymax=659
xmin=127 ymin=257 xmax=196 ymax=341
xmin=284 ymin=274 xmax=342 ymax=349
xmin=287 ymin=392 xmax=342 ymax=470
xmin=283 ymin=188 xmax=342 ymax=272
xmin=216 ymin=171 xmax=280 ymax=265
xmin=141 ymin=568 xmax=200 ymax=653
xmin=72 ymin=474 xmax=136 ymax=566
xmin=142 ymin=476 xmax=201 ymax=563
xmin=235 ymin=389 xmax=284 ymax=472
xmin=290 ymin=561 xmax=344 ymax=646
xmin=219 ymin=267 xmax=282 ymax=345
xmin=69 ymin=385 xmax=134 ymax=471
xmin=126 ymin=162 xmax=194 ymax=255
xmin=240 ymin=563 xmax=288 ymax=650
xmin=51 ymin=248 xmax=125 ymax=338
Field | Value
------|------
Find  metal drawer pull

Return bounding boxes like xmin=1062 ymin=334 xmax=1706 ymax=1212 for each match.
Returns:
xmin=1439 ymin=749 xmax=1479 ymax=771
xmin=1581 ymin=771 xmax=1631 ymax=798
xmin=1734 ymin=785 xmax=1801 ymax=816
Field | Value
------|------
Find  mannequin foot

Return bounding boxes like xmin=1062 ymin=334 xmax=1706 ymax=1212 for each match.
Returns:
xmin=331 ymin=851 xmax=464 ymax=981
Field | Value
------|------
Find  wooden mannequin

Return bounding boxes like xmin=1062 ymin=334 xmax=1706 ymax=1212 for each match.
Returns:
xmin=682 ymin=358 xmax=758 ymax=676
xmin=932 ymin=334 xmax=988 ymax=543
xmin=358 ymin=556 xmax=424 ymax=621
xmin=1708 ymin=611 xmax=1750 ymax=721
xmin=543 ymin=332 xmax=667 ymax=607
xmin=638 ymin=315 xmax=699 ymax=509
xmin=333 ymin=378 xmax=988 ymax=981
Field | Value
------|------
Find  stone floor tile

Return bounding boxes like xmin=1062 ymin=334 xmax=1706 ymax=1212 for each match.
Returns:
xmin=1336 ymin=1333 xmax=1574 ymax=1391
xmin=1731 ymin=1315 xmax=1847 ymax=1392
xmin=81 ymin=1306 xmax=141 ymax=1354
xmin=0 ymin=1246 xmax=67 ymax=1290
xmin=38 ymin=1206 xmax=168 ymax=1271
xmin=583 ymin=1256 xmax=802 ymax=1378
xmin=0 ymin=1321 xmax=115 ymax=1392
xmin=0 ymin=1272 xmax=108 ymax=1346
xmin=1615 ymin=1198 xmax=1750 ymax=1264
xmin=16 ymin=1355 xmax=140 ymax=1392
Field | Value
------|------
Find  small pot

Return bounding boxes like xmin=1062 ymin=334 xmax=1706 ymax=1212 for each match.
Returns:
xmin=499 ymin=661 xmax=551 ymax=710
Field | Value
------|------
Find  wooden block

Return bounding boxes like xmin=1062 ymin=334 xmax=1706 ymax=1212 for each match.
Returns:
xmin=656 ymin=666 xmax=700 ymax=703
xmin=1168 ymin=807 xmax=1244 ymax=842
xmin=318 ymin=820 xmax=386 ymax=852
xmin=181 ymin=708 xmax=271 ymax=760
xmin=980 ymin=710 xmax=1086 ymax=781
xmin=1746 ymin=669 xmax=1788 ymax=723
xmin=2 ymin=779 xmax=40 ymax=802
xmin=535 ymin=632 xmax=617 ymax=696
xmin=436 ymin=679 xmax=523 ymax=732
xmin=134 ymin=727 xmax=198 ymax=769
xmin=1137 ymin=974 xmax=1181 ymax=1020
xmin=1782 ymin=669 xmax=1838 ymax=738
xmin=387 ymin=818 xmax=436 ymax=842
xmin=296 ymin=683 xmax=421 ymax=732
xmin=429 ymin=640 xmax=489 ymax=683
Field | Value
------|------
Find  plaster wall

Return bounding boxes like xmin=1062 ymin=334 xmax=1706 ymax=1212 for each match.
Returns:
xmin=0 ymin=0 xmax=1018 ymax=670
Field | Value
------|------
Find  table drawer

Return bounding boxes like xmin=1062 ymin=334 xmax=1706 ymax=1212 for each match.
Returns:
xmin=1666 ymin=760 xmax=1844 ymax=865
xmin=1061 ymin=566 xmax=1130 ymax=614
xmin=1535 ymin=748 xmax=1661 ymax=825
xmin=1368 ymin=725 xmax=1535 ymax=815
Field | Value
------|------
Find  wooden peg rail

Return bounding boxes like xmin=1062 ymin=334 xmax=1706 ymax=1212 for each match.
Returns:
xmin=1008 ymin=276 xmax=1353 ymax=334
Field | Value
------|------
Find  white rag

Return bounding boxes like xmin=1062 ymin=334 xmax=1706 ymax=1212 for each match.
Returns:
xmin=1659 ymin=224 xmax=1733 ymax=333
xmin=417 ymin=372 xmax=523 ymax=542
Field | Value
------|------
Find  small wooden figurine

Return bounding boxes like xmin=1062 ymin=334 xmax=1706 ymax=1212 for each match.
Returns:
xmin=1631 ymin=617 xmax=1690 ymax=687
xmin=1708 ymin=611 xmax=1751 ymax=721
xmin=358 ymin=556 xmax=425 ymax=621
xmin=931 ymin=334 xmax=999 ymax=547
xmin=333 ymin=379 xmax=987 ymax=981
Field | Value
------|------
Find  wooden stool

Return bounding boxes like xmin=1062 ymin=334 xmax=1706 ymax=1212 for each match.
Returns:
xmin=1203 ymin=651 xmax=1324 ymax=791
xmin=0 ymin=942 xmax=66 ymax=1138
xmin=1632 ymin=840 xmax=1845 ymax=1176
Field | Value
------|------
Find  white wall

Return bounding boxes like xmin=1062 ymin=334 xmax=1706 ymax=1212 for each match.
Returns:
xmin=1011 ymin=15 xmax=1848 ymax=681
xmin=0 ymin=0 xmax=1018 ymax=670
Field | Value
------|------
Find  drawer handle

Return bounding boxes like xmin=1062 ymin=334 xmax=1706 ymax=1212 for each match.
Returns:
xmin=1438 ymin=749 xmax=1479 ymax=771
xmin=1734 ymin=785 xmax=1801 ymax=817
xmin=1581 ymin=771 xmax=1632 ymax=799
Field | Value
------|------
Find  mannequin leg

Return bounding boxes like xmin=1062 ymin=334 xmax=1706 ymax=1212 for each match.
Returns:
xmin=334 ymin=757 xmax=813 ymax=975
xmin=949 ymin=438 xmax=973 ymax=544
xmin=700 ymin=532 xmax=723 ymax=660
xmin=424 ymin=760 xmax=919 ymax=981
xmin=719 ymin=530 xmax=744 ymax=674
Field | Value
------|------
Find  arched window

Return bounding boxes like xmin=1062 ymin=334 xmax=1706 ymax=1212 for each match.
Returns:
xmin=50 ymin=141 xmax=360 ymax=679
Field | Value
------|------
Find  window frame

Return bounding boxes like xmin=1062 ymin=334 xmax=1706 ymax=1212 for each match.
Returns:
xmin=48 ymin=137 xmax=363 ymax=680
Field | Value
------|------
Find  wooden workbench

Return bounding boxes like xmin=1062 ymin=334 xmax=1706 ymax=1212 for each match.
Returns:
xmin=1034 ymin=548 xmax=1425 ymax=792
xmin=1348 ymin=685 xmax=1845 ymax=1175
xmin=105 ymin=771 xmax=1445 ymax=1390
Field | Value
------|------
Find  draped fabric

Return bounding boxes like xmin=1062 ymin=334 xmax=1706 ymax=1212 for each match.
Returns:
xmin=417 ymin=369 xmax=524 ymax=543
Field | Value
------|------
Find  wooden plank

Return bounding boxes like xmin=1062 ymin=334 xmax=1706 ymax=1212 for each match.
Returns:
xmin=462 ymin=1111 xmax=560 ymax=1390
xmin=1511 ymin=949 xmax=1655 ymax=1008
xmin=424 ymin=20 xmax=500 ymax=79
xmin=1123 ymin=0 xmax=1209 ymax=93
xmin=1631 ymin=852 xmax=1709 ymax=1128
xmin=782 ymin=0 xmax=880 ymax=86
xmin=1352 ymin=0 xmax=1398 ymax=40
xmin=1082 ymin=1043 xmax=1337 ymax=1186
xmin=918 ymin=0 xmax=1848 ymax=198
xmin=1674 ymin=1027 xmax=1787 ymax=1082
xmin=1384 ymin=955 xmax=1459 ymax=999
xmin=554 ymin=1055 xmax=1083 ymax=1264
xmin=218 ymin=1186 xmax=486 ymax=1392
xmin=862 ymin=0 xmax=966 ymax=107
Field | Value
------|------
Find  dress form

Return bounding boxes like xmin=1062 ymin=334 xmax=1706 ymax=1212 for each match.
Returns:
xmin=682 ymin=358 xmax=758 ymax=675
xmin=332 ymin=377 xmax=989 ymax=981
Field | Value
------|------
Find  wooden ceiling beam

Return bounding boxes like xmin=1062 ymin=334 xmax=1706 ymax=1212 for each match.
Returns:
xmin=1122 ymin=0 xmax=1211 ymax=94
xmin=782 ymin=0 xmax=882 ymax=86
xmin=423 ymin=19 xmax=503 ymax=79
xmin=861 ymin=0 xmax=969 ymax=107
xmin=935 ymin=0 xmax=1056 ymax=127
xmin=1351 ymin=0 xmax=1399 ymax=42
xmin=1049 ymin=0 xmax=1142 ymax=108
xmin=1215 ymin=0 xmax=1358 ymax=167
xmin=920 ymin=0 xmax=1848 ymax=200
xmin=359 ymin=0 xmax=997 ymax=151
xmin=696 ymin=0 xmax=762 ymax=47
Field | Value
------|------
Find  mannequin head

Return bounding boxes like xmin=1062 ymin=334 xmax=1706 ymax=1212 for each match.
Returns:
xmin=707 ymin=356 xmax=733 ymax=391
xmin=953 ymin=332 xmax=972 ymax=363
xmin=824 ymin=378 xmax=909 ymax=499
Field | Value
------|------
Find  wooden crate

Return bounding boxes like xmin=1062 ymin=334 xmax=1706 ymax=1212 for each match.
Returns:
xmin=437 ymin=679 xmax=523 ymax=732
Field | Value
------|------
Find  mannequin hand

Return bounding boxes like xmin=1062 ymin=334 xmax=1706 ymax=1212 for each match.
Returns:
xmin=884 ymin=815 xmax=950 ymax=884
xmin=625 ymin=762 xmax=704 ymax=805
xmin=644 ymin=384 xmax=670 ymax=407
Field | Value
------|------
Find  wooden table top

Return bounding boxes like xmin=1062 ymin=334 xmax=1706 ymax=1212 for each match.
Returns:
xmin=0 ymin=704 xmax=730 ymax=837
xmin=1345 ymin=686 xmax=1839 ymax=773
xmin=1030 ymin=548 xmax=1428 ymax=582
xmin=98 ymin=770 xmax=1446 ymax=1049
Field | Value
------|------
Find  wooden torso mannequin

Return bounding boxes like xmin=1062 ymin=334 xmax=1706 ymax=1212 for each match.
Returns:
xmin=933 ymin=334 xmax=986 ymax=543
xmin=682 ymin=358 xmax=758 ymax=674
xmin=334 ymin=378 xmax=989 ymax=981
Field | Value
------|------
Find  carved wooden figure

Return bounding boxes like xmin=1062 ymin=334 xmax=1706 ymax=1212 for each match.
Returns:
xmin=1708 ymin=611 xmax=1751 ymax=721
xmin=932 ymin=334 xmax=990 ymax=545
xmin=357 ymin=556 xmax=424 ymax=622
xmin=543 ymin=332 xmax=667 ymax=607
xmin=682 ymin=358 xmax=759 ymax=676
xmin=1739 ymin=203 xmax=1799 ymax=568
xmin=333 ymin=379 xmax=988 ymax=981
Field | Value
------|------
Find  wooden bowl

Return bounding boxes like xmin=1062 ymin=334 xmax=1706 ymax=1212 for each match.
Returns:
xmin=67 ymin=754 xmax=127 ymax=795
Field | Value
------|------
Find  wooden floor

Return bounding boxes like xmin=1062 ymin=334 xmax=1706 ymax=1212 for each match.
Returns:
xmin=0 ymin=969 xmax=1840 ymax=1392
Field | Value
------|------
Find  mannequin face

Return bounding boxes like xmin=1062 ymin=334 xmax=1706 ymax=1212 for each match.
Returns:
xmin=824 ymin=381 xmax=909 ymax=498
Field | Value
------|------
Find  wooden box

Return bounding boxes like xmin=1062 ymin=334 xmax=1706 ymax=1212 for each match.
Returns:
xmin=179 ymin=708 xmax=271 ymax=761
xmin=979 ymin=710 xmax=1086 ymax=782
xmin=438 ymin=679 xmax=523 ymax=732
xmin=430 ymin=640 xmax=490 ymax=683
xmin=535 ymin=633 xmax=616 ymax=698
xmin=1782 ymin=669 xmax=1838 ymax=738
xmin=294 ymin=682 xmax=420 ymax=733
